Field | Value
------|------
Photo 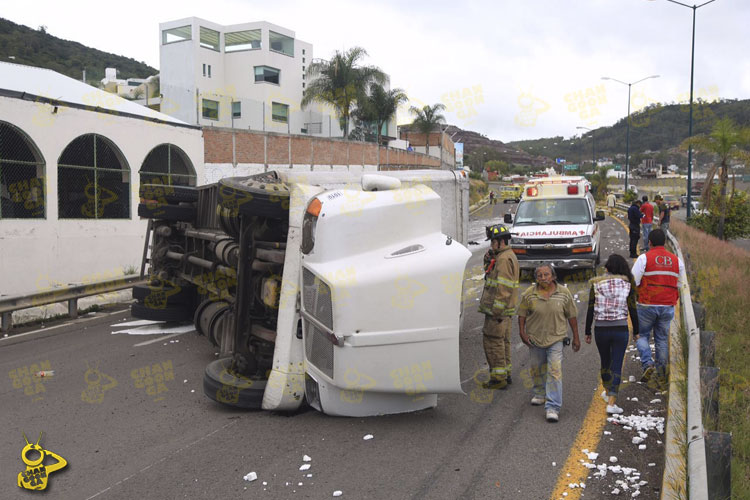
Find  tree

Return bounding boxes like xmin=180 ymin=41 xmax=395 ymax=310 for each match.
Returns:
xmin=409 ymin=103 xmax=446 ymax=156
xmin=485 ymin=160 xmax=510 ymax=176
xmin=681 ymin=117 xmax=750 ymax=239
xmin=585 ymin=166 xmax=610 ymax=201
xmin=302 ymin=47 xmax=385 ymax=138
xmin=688 ymin=189 xmax=750 ymax=240
xmin=354 ymin=83 xmax=407 ymax=146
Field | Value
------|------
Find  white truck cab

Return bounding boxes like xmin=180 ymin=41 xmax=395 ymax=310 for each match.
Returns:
xmin=504 ymin=176 xmax=605 ymax=271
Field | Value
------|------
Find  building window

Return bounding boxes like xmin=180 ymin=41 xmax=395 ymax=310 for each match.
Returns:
xmin=162 ymin=25 xmax=191 ymax=44
xmin=232 ymin=101 xmax=241 ymax=118
xmin=0 ymin=121 xmax=45 ymax=219
xmin=58 ymin=134 xmax=130 ymax=219
xmin=225 ymin=29 xmax=261 ymax=52
xmin=140 ymin=144 xmax=196 ymax=187
xmin=302 ymin=65 xmax=305 ymax=71
xmin=302 ymin=82 xmax=305 ymax=88
xmin=302 ymin=49 xmax=305 ymax=55
xmin=207 ymin=64 xmax=212 ymax=78
xmin=200 ymin=26 xmax=220 ymax=51
xmin=202 ymin=64 xmax=206 ymax=77
xmin=269 ymin=31 xmax=294 ymax=56
xmin=302 ymin=57 xmax=305 ymax=63
xmin=271 ymin=102 xmax=289 ymax=123
xmin=254 ymin=66 xmax=280 ymax=84
xmin=202 ymin=99 xmax=219 ymax=120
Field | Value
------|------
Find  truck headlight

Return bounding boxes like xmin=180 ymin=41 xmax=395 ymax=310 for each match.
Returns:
xmin=510 ymin=238 xmax=524 ymax=245
xmin=573 ymin=235 xmax=591 ymax=244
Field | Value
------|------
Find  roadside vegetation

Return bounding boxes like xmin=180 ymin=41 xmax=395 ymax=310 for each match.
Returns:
xmin=670 ymin=219 xmax=750 ymax=498
xmin=469 ymin=178 xmax=488 ymax=206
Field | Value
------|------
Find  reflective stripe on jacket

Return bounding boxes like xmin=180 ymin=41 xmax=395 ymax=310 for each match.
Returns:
xmin=638 ymin=247 xmax=679 ymax=305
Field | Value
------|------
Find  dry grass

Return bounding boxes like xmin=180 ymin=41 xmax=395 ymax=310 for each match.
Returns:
xmin=469 ymin=178 xmax=488 ymax=206
xmin=670 ymin=219 xmax=750 ymax=499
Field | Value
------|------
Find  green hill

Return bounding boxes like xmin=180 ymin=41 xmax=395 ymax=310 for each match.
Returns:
xmin=0 ymin=18 xmax=156 ymax=86
xmin=508 ymin=99 xmax=750 ymax=168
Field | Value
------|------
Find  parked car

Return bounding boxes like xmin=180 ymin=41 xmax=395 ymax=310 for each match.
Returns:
xmin=661 ymin=194 xmax=680 ymax=210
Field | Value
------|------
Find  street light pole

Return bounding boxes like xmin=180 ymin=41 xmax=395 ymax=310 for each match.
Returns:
xmin=665 ymin=0 xmax=716 ymax=217
xmin=601 ymin=75 xmax=660 ymax=194
xmin=576 ymin=126 xmax=595 ymax=172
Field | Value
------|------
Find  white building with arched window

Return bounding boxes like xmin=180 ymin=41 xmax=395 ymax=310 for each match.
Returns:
xmin=0 ymin=62 xmax=204 ymax=296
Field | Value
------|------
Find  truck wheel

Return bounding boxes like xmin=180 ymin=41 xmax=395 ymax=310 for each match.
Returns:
xmin=140 ymin=184 xmax=199 ymax=203
xmin=218 ymin=173 xmax=290 ymax=219
xmin=131 ymin=301 xmax=193 ymax=322
xmin=138 ymin=202 xmax=196 ymax=222
xmin=203 ymin=357 xmax=266 ymax=409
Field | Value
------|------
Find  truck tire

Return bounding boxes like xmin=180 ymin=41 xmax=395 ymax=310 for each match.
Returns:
xmin=131 ymin=301 xmax=193 ymax=322
xmin=203 ymin=357 xmax=266 ymax=409
xmin=139 ymin=184 xmax=199 ymax=203
xmin=217 ymin=173 xmax=290 ymax=219
xmin=138 ymin=202 xmax=196 ymax=222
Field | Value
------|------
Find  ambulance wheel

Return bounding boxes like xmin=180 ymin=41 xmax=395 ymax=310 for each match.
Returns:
xmin=203 ymin=357 xmax=266 ymax=409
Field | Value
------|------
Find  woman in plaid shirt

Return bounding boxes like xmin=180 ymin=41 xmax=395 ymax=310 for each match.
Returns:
xmin=585 ymin=254 xmax=640 ymax=414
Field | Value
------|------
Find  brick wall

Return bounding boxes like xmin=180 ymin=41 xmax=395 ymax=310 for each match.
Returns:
xmin=203 ymin=128 xmax=440 ymax=168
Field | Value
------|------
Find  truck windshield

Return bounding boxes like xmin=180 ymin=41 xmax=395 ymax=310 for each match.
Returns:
xmin=514 ymin=199 xmax=591 ymax=225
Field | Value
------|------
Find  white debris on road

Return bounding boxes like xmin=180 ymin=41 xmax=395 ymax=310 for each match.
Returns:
xmin=363 ymin=434 xmax=374 ymax=440
xmin=333 ymin=491 xmax=343 ymax=497
xmin=303 ymin=455 xmax=312 ymax=462
xmin=299 ymin=464 xmax=311 ymax=471
xmin=610 ymin=456 xmax=618 ymax=463
xmin=243 ymin=472 xmax=257 ymax=482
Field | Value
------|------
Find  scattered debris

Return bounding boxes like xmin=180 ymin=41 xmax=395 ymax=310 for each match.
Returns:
xmin=303 ymin=455 xmax=312 ymax=462
xmin=299 ymin=464 xmax=311 ymax=471
xmin=243 ymin=472 xmax=257 ymax=482
xmin=363 ymin=434 xmax=374 ymax=440
xmin=333 ymin=491 xmax=343 ymax=497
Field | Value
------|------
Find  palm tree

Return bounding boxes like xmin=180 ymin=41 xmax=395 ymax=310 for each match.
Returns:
xmin=586 ymin=166 xmax=610 ymax=202
xmin=682 ymin=117 xmax=750 ymax=239
xmin=356 ymin=83 xmax=408 ymax=146
xmin=409 ymin=104 xmax=446 ymax=156
xmin=302 ymin=47 xmax=385 ymax=138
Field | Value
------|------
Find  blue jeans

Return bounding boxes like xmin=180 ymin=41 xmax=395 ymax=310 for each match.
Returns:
xmin=636 ymin=305 xmax=674 ymax=376
xmin=642 ymin=223 xmax=653 ymax=251
xmin=529 ymin=341 xmax=563 ymax=411
xmin=594 ymin=326 xmax=629 ymax=396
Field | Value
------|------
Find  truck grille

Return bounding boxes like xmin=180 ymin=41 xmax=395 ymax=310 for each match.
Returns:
xmin=304 ymin=319 xmax=334 ymax=378
xmin=302 ymin=268 xmax=333 ymax=330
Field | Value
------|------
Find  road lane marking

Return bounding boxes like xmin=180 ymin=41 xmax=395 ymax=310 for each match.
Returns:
xmin=84 ymin=419 xmax=239 ymax=500
xmin=549 ymin=383 xmax=608 ymax=500
xmin=133 ymin=331 xmax=189 ymax=347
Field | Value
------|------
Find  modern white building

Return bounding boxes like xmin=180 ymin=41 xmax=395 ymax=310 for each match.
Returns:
xmin=0 ymin=62 xmax=203 ymax=296
xmin=159 ymin=17 xmax=336 ymax=135
xmin=100 ymin=67 xmax=158 ymax=100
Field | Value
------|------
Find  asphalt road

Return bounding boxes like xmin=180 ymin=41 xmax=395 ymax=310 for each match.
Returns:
xmin=0 ymin=203 xmax=632 ymax=500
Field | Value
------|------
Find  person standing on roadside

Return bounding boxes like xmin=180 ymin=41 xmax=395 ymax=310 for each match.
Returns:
xmin=655 ymin=195 xmax=671 ymax=233
xmin=632 ymin=229 xmax=684 ymax=390
xmin=627 ymin=199 xmax=643 ymax=259
xmin=478 ymin=224 xmax=520 ymax=390
xmin=585 ymin=254 xmax=640 ymax=415
xmin=640 ymin=195 xmax=654 ymax=252
xmin=489 ymin=190 xmax=496 ymax=205
xmin=606 ymin=191 xmax=617 ymax=216
xmin=518 ymin=265 xmax=580 ymax=423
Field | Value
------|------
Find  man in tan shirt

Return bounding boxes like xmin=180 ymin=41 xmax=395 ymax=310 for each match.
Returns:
xmin=478 ymin=224 xmax=520 ymax=390
xmin=518 ymin=264 xmax=580 ymax=422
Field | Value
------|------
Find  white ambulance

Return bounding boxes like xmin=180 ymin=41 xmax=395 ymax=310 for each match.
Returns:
xmin=503 ymin=176 xmax=605 ymax=271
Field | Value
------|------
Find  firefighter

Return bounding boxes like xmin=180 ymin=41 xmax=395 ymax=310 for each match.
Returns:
xmin=479 ymin=224 xmax=520 ymax=389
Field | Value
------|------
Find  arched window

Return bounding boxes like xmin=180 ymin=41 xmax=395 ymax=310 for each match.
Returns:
xmin=58 ymin=134 xmax=130 ymax=219
xmin=0 ymin=121 xmax=45 ymax=219
xmin=140 ymin=144 xmax=196 ymax=187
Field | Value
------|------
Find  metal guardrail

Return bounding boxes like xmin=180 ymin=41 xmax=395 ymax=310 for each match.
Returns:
xmin=0 ymin=275 xmax=146 ymax=333
xmin=613 ymin=202 xmax=709 ymax=498
xmin=666 ymin=229 xmax=709 ymax=499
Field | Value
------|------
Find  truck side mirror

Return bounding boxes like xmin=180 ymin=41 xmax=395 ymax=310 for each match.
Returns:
xmin=594 ymin=210 xmax=605 ymax=221
xmin=504 ymin=213 xmax=513 ymax=224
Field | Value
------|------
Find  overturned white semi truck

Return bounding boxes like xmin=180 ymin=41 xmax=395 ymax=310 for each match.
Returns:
xmin=134 ymin=170 xmax=471 ymax=417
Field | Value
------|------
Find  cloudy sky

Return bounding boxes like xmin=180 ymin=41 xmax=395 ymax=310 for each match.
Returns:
xmin=4 ymin=0 xmax=749 ymax=142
